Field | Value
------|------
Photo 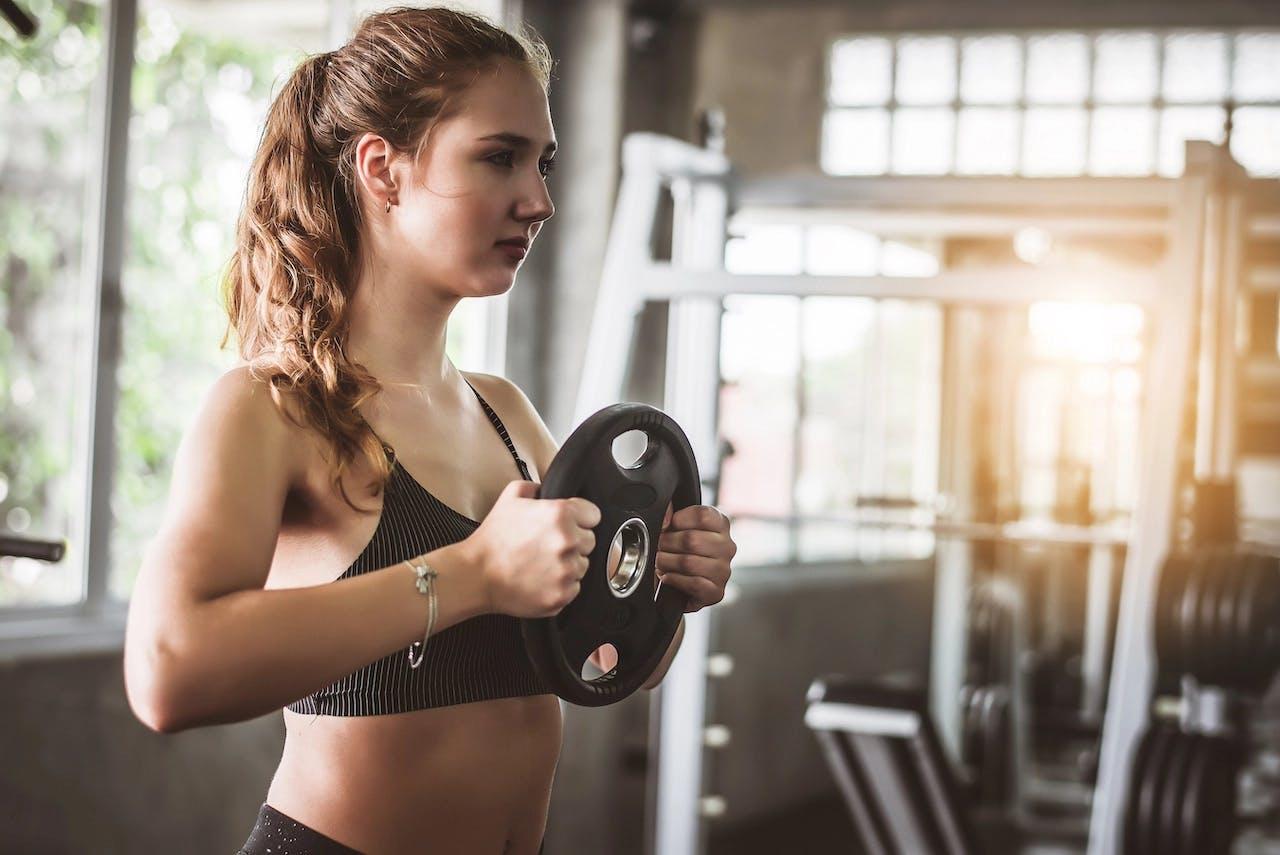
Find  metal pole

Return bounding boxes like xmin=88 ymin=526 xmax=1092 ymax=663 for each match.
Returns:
xmin=1086 ymin=150 xmax=1207 ymax=855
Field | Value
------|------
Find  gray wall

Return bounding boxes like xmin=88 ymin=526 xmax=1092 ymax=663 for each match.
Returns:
xmin=0 ymin=652 xmax=281 ymax=853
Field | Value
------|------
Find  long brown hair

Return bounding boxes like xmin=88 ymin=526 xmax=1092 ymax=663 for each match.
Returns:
xmin=222 ymin=7 xmax=552 ymax=510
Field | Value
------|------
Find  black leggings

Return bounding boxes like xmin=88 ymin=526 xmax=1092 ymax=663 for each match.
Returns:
xmin=237 ymin=803 xmax=547 ymax=854
xmin=237 ymin=804 xmax=362 ymax=854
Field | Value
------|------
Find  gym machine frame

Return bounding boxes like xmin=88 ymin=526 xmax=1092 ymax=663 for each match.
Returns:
xmin=576 ymin=132 xmax=1232 ymax=855
xmin=1087 ymin=147 xmax=1280 ymax=853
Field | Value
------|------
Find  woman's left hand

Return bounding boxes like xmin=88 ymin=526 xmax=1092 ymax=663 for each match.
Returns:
xmin=655 ymin=504 xmax=736 ymax=614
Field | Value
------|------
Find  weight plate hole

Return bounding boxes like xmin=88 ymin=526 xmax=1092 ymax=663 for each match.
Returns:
xmin=611 ymin=430 xmax=653 ymax=470
xmin=608 ymin=518 xmax=650 ymax=597
xmin=581 ymin=643 xmax=618 ymax=681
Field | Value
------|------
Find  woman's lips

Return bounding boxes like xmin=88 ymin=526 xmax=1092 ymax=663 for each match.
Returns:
xmin=496 ymin=242 xmax=527 ymax=260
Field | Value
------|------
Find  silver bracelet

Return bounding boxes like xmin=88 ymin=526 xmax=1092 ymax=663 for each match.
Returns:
xmin=404 ymin=555 xmax=438 ymax=670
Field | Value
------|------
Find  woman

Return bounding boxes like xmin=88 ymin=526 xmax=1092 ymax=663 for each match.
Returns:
xmin=121 ymin=7 xmax=735 ymax=855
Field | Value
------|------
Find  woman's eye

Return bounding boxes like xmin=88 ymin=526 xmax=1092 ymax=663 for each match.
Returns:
xmin=539 ymin=159 xmax=556 ymax=177
xmin=488 ymin=151 xmax=515 ymax=167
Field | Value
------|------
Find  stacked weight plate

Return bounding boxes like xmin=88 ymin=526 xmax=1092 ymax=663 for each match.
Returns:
xmin=1154 ymin=548 xmax=1280 ymax=692
xmin=1123 ymin=725 xmax=1240 ymax=855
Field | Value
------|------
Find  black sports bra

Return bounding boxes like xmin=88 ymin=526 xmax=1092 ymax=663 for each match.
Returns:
xmin=286 ymin=381 xmax=549 ymax=716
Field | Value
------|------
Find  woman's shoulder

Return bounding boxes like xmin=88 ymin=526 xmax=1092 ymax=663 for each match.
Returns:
xmin=187 ymin=364 xmax=312 ymax=478
xmin=461 ymin=371 xmax=559 ymax=474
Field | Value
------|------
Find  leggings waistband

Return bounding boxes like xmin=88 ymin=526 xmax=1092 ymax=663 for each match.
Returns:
xmin=237 ymin=803 xmax=363 ymax=855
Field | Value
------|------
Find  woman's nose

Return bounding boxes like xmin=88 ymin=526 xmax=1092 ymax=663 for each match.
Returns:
xmin=516 ymin=174 xmax=554 ymax=224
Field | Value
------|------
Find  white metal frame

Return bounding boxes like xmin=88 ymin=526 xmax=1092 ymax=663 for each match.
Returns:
xmin=577 ymin=132 xmax=1221 ymax=855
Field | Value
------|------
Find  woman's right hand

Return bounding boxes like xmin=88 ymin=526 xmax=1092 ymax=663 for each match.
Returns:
xmin=469 ymin=480 xmax=601 ymax=618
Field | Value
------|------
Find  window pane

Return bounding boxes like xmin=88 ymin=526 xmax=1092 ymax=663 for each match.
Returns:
xmin=880 ymin=240 xmax=941 ymax=278
xmin=830 ymin=37 xmax=892 ymax=106
xmin=895 ymin=36 xmax=956 ymax=106
xmin=1090 ymin=107 xmax=1156 ymax=175
xmin=797 ymin=297 xmax=875 ymax=515
xmin=1231 ymin=107 xmax=1280 ymax=177
xmin=717 ymin=296 xmax=799 ymax=519
xmin=1021 ymin=108 xmax=1087 ymax=176
xmin=891 ymin=108 xmax=954 ymax=175
xmin=1094 ymin=32 xmax=1158 ymax=103
xmin=1028 ymin=302 xmax=1145 ymax=364
xmin=960 ymin=35 xmax=1021 ymax=105
xmin=1163 ymin=33 xmax=1229 ymax=103
xmin=1157 ymin=106 xmax=1226 ymax=176
xmin=956 ymin=107 xmax=1018 ymax=175
xmin=111 ymin=1 xmax=321 ymax=599
xmin=797 ymin=299 xmax=940 ymax=561
xmin=0 ymin=1 xmax=103 ymax=606
xmin=1026 ymin=33 xmax=1089 ymax=104
xmin=1234 ymin=32 xmax=1280 ymax=102
xmin=804 ymin=226 xmax=879 ymax=276
xmin=724 ymin=225 xmax=804 ymax=275
xmin=822 ymin=108 xmax=890 ymax=175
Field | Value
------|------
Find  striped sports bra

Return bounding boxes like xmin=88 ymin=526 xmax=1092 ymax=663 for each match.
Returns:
xmin=286 ymin=380 xmax=550 ymax=716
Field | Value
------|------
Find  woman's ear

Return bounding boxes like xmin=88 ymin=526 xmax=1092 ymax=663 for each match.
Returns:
xmin=354 ymin=131 xmax=400 ymax=211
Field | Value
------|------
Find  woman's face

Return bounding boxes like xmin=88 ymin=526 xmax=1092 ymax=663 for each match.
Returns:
xmin=380 ymin=60 xmax=556 ymax=300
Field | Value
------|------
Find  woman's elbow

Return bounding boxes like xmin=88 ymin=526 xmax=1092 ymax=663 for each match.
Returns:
xmin=123 ymin=631 xmax=194 ymax=734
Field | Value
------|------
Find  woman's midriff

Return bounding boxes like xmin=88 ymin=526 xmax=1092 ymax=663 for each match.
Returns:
xmin=267 ymin=694 xmax=563 ymax=855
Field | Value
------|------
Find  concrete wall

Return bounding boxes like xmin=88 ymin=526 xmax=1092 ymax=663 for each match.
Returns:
xmin=0 ymin=652 xmax=281 ymax=853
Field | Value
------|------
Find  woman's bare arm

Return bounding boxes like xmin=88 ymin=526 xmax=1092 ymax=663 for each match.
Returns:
xmin=123 ymin=367 xmax=490 ymax=733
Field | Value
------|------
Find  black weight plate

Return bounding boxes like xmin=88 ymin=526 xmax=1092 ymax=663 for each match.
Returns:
xmin=1213 ymin=549 xmax=1245 ymax=682
xmin=1177 ymin=553 xmax=1208 ymax=680
xmin=1136 ymin=726 xmax=1176 ymax=855
xmin=521 ymin=403 xmax=701 ymax=707
xmin=1124 ymin=725 xmax=1158 ymax=855
xmin=1232 ymin=553 xmax=1275 ymax=692
xmin=1156 ymin=732 xmax=1198 ymax=855
xmin=969 ymin=686 xmax=986 ymax=769
xmin=1201 ymin=737 xmax=1241 ymax=854
xmin=1193 ymin=548 xmax=1230 ymax=681
xmin=1231 ymin=553 xmax=1265 ymax=687
xmin=976 ymin=687 xmax=997 ymax=800
xmin=1177 ymin=735 xmax=1211 ymax=855
xmin=989 ymin=688 xmax=1011 ymax=803
xmin=1156 ymin=553 xmax=1189 ymax=677
xmin=1214 ymin=550 xmax=1247 ymax=688
xmin=1246 ymin=554 xmax=1280 ymax=692
xmin=959 ymin=684 xmax=977 ymax=766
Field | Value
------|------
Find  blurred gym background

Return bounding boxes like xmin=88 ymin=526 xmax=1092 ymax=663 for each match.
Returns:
xmin=1 ymin=0 xmax=1279 ymax=852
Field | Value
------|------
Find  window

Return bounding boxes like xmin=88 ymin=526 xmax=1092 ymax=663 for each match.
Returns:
xmin=716 ymin=226 xmax=943 ymax=566
xmin=1 ymin=0 xmax=510 ymax=646
xmin=0 ymin=0 xmax=104 ymax=608
xmin=109 ymin=0 xmax=318 ymax=600
xmin=1018 ymin=302 xmax=1146 ymax=524
xmin=824 ymin=29 xmax=1280 ymax=178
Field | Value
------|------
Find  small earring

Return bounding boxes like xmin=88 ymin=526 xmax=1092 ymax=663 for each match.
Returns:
xmin=385 ymin=198 xmax=392 ymax=214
